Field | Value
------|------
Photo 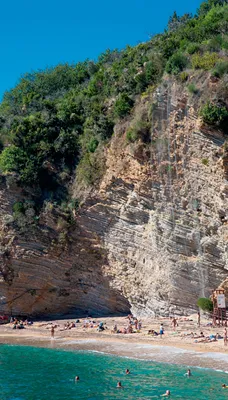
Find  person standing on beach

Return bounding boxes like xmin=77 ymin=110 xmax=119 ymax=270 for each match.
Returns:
xmin=135 ymin=319 xmax=138 ymax=330
xmin=172 ymin=317 xmax=177 ymax=330
xmin=197 ymin=311 xmax=200 ymax=327
xmin=51 ymin=325 xmax=55 ymax=339
xmin=224 ymin=328 xmax=227 ymax=346
xmin=160 ymin=324 xmax=164 ymax=338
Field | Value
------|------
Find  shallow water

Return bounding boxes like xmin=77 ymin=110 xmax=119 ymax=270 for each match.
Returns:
xmin=0 ymin=344 xmax=228 ymax=399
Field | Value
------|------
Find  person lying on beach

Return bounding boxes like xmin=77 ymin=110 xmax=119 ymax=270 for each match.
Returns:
xmin=180 ymin=332 xmax=194 ymax=337
xmin=192 ymin=332 xmax=204 ymax=339
xmin=24 ymin=319 xmax=33 ymax=325
xmin=178 ymin=317 xmax=193 ymax=321
xmin=161 ymin=389 xmax=170 ymax=396
xmin=194 ymin=335 xmax=217 ymax=343
xmin=13 ymin=321 xmax=25 ymax=329
xmin=148 ymin=329 xmax=158 ymax=336
xmin=216 ymin=333 xmax=223 ymax=339
xmin=98 ymin=322 xmax=105 ymax=332
xmin=45 ymin=323 xmax=58 ymax=329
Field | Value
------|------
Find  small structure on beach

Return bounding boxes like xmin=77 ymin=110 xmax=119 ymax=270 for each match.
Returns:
xmin=212 ymin=289 xmax=227 ymax=326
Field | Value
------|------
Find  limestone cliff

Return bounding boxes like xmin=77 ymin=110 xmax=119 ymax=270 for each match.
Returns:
xmin=0 ymin=73 xmax=228 ymax=317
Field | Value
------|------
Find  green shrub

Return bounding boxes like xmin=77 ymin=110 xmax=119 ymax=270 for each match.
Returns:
xmin=67 ymin=199 xmax=79 ymax=211
xmin=191 ymin=52 xmax=219 ymax=70
xmin=76 ymin=149 xmax=105 ymax=185
xmin=0 ymin=146 xmax=26 ymax=173
xmin=114 ymin=93 xmax=134 ymax=118
xmin=187 ymin=83 xmax=198 ymax=94
xmin=221 ymin=38 xmax=228 ymax=50
xmin=166 ymin=52 xmax=188 ymax=75
xmin=179 ymin=71 xmax=189 ymax=82
xmin=207 ymin=35 xmax=223 ymax=52
xmin=197 ymin=297 xmax=213 ymax=312
xmin=87 ymin=137 xmax=99 ymax=153
xmin=13 ymin=202 xmax=25 ymax=214
xmin=126 ymin=129 xmax=138 ymax=143
xmin=201 ymin=158 xmax=209 ymax=165
xmin=200 ymin=102 xmax=228 ymax=127
xmin=187 ymin=43 xmax=201 ymax=54
xmin=212 ymin=61 xmax=228 ymax=78
xmin=126 ymin=119 xmax=150 ymax=143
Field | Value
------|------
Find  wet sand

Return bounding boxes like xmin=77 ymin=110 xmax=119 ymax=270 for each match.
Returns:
xmin=1 ymin=315 xmax=228 ymax=372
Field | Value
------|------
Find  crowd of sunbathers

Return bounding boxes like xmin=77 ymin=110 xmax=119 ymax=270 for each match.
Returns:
xmin=111 ymin=314 xmax=142 ymax=334
xmin=10 ymin=317 xmax=33 ymax=329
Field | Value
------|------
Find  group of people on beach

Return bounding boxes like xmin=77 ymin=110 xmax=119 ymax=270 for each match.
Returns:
xmin=10 ymin=317 xmax=33 ymax=330
xmin=112 ymin=315 xmax=143 ymax=334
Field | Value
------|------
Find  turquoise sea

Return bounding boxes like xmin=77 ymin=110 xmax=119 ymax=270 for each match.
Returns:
xmin=0 ymin=344 xmax=228 ymax=399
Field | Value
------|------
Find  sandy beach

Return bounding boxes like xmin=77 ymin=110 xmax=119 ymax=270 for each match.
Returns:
xmin=2 ymin=314 xmax=228 ymax=372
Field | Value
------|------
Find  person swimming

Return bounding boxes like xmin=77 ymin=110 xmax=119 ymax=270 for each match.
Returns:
xmin=75 ymin=376 xmax=80 ymax=381
xmin=184 ymin=369 xmax=191 ymax=377
xmin=222 ymin=384 xmax=228 ymax=388
xmin=161 ymin=390 xmax=170 ymax=397
xmin=117 ymin=381 xmax=122 ymax=388
xmin=125 ymin=369 xmax=130 ymax=374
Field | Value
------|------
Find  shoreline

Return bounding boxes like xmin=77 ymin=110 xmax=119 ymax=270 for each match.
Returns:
xmin=2 ymin=315 xmax=228 ymax=372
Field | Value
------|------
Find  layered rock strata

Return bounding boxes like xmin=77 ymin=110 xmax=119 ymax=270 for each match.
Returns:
xmin=0 ymin=75 xmax=227 ymax=317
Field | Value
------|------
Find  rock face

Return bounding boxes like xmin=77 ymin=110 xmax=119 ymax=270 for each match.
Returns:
xmin=0 ymin=179 xmax=130 ymax=317
xmin=0 ymin=75 xmax=228 ymax=317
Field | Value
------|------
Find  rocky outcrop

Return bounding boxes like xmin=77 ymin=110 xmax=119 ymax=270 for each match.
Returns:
xmin=0 ymin=74 xmax=228 ymax=317
xmin=0 ymin=178 xmax=130 ymax=317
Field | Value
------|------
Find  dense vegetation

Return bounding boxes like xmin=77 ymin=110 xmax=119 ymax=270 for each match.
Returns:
xmin=0 ymin=0 xmax=227 ymax=211
xmin=197 ymin=297 xmax=214 ymax=312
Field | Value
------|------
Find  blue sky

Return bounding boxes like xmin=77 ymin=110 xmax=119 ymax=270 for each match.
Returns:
xmin=0 ymin=0 xmax=202 ymax=99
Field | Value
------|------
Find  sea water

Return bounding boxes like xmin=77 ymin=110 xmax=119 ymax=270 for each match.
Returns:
xmin=0 ymin=344 xmax=228 ymax=399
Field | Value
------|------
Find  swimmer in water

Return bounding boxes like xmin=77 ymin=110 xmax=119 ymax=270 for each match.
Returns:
xmin=184 ymin=369 xmax=191 ymax=377
xmin=161 ymin=390 xmax=170 ymax=397
xmin=126 ymin=369 xmax=130 ymax=374
xmin=117 ymin=381 xmax=122 ymax=388
xmin=75 ymin=376 xmax=80 ymax=381
xmin=222 ymin=384 xmax=228 ymax=388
